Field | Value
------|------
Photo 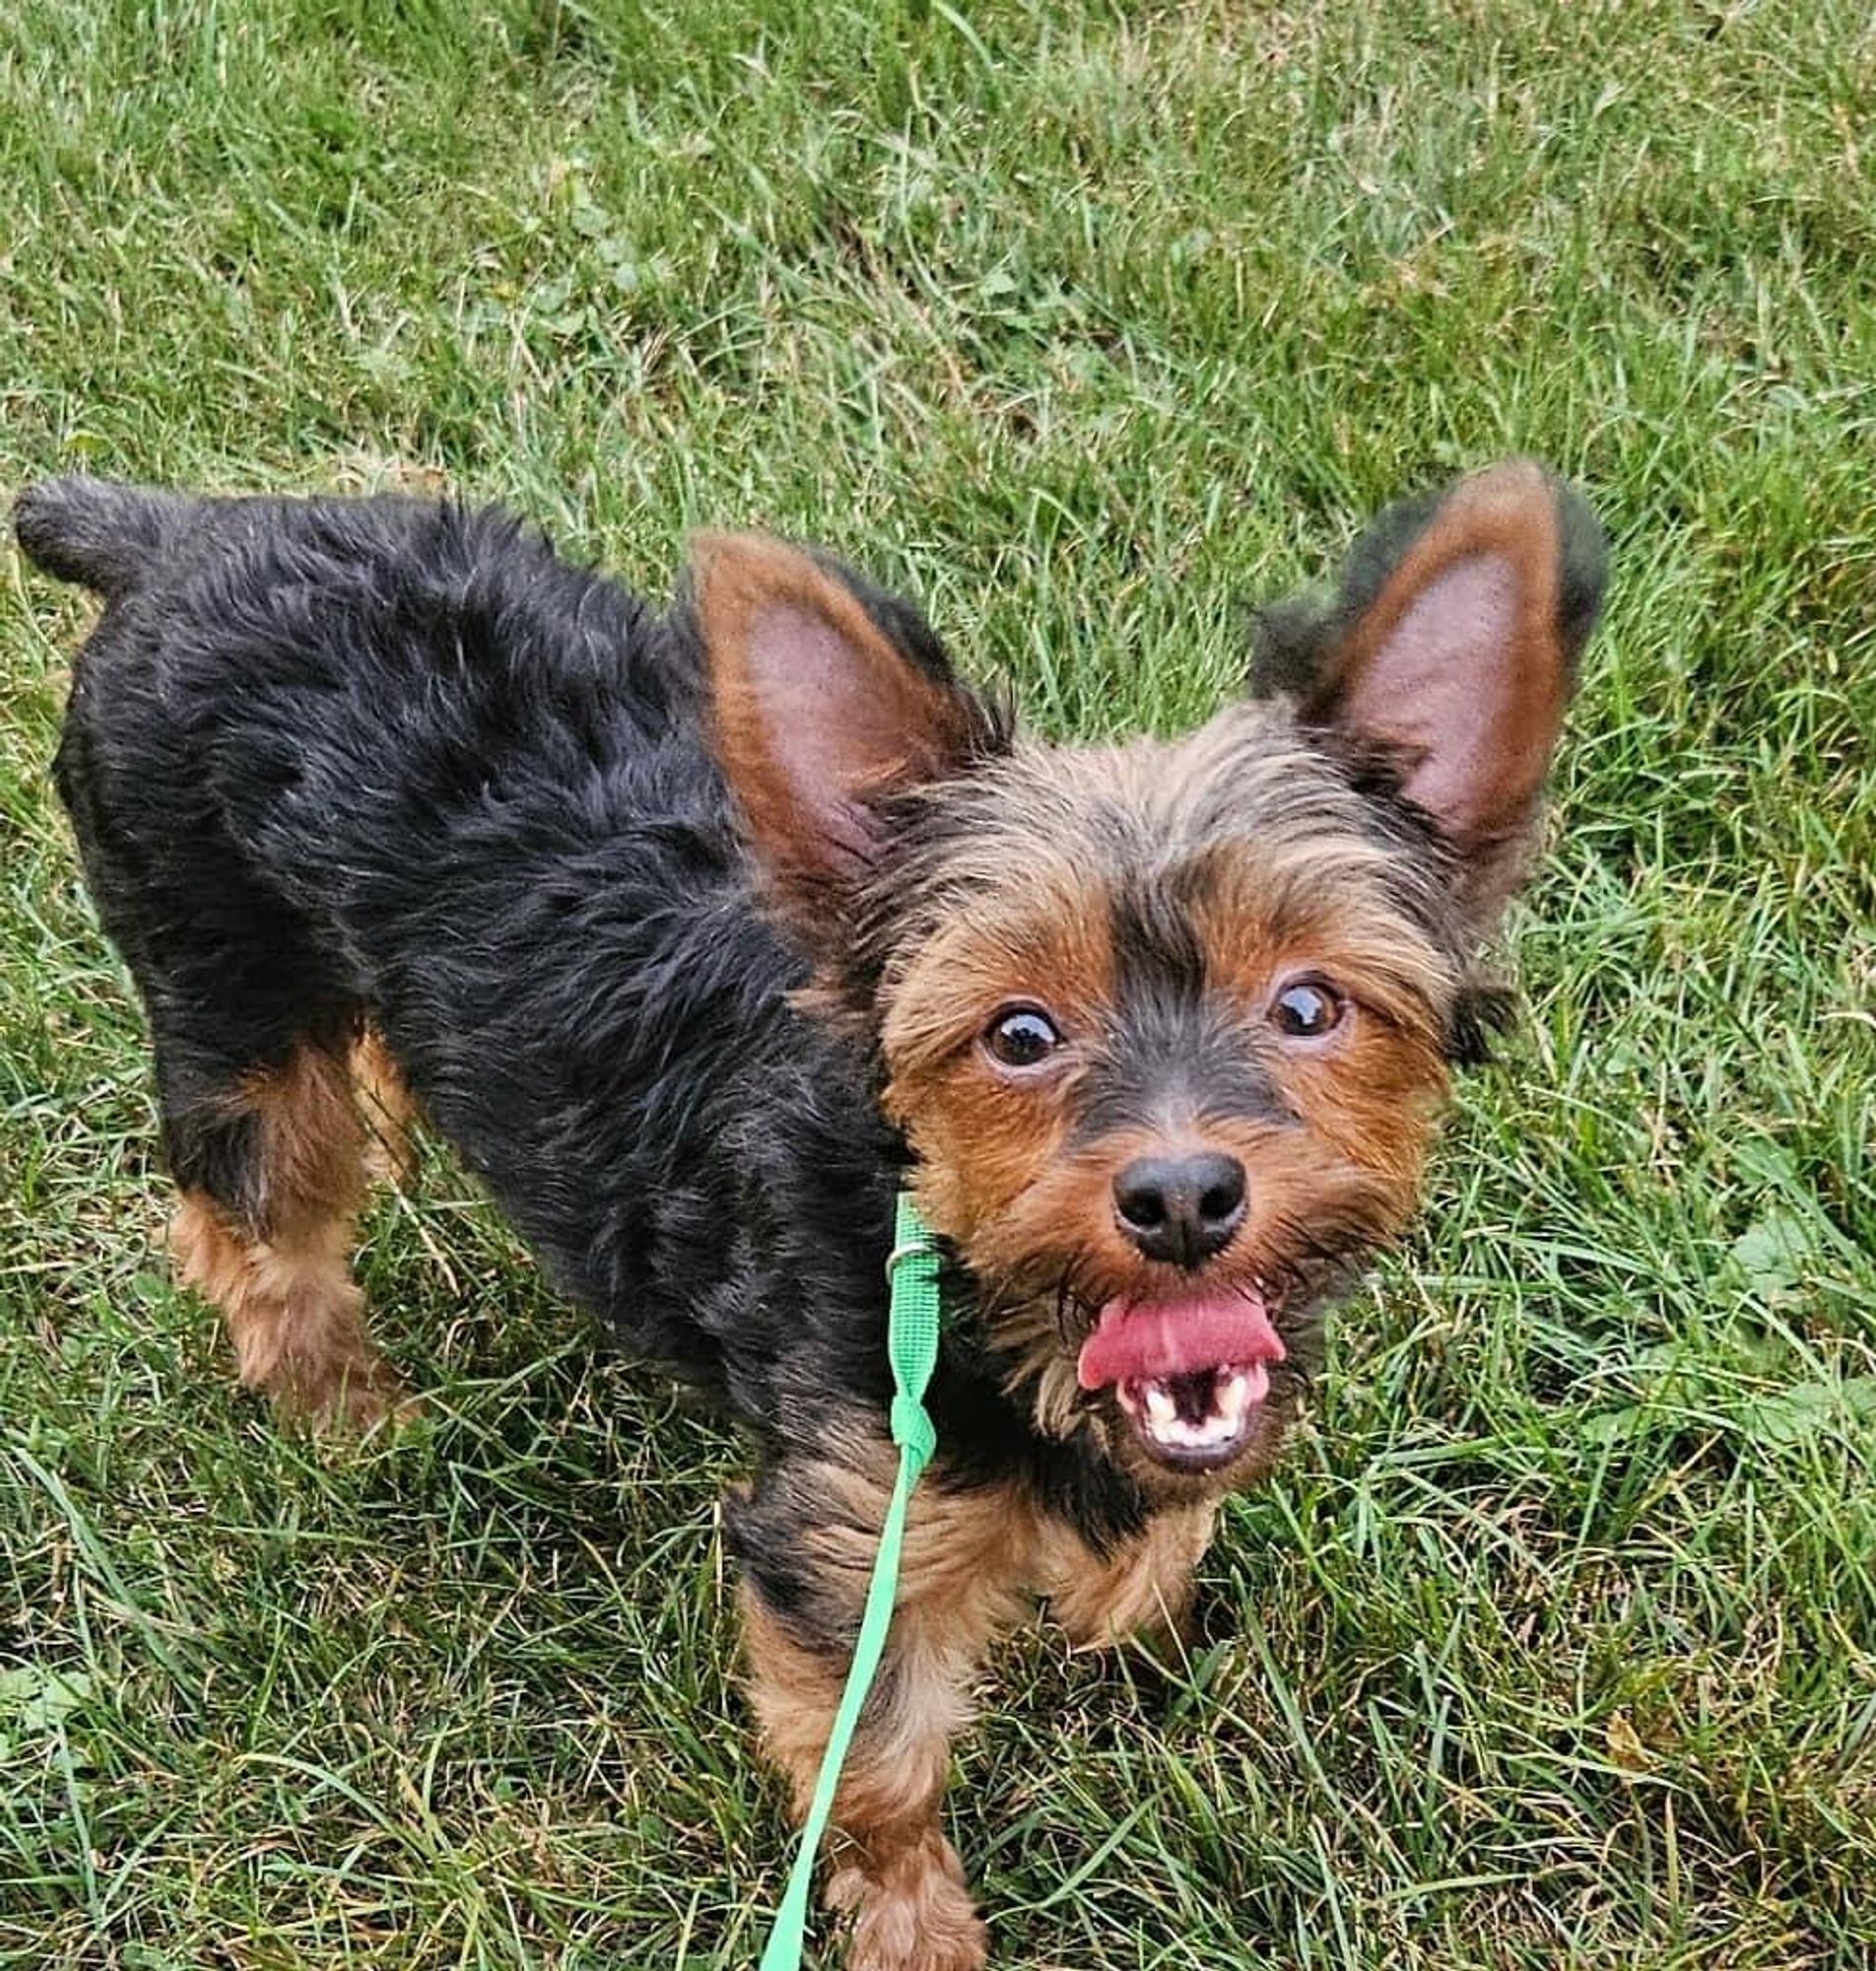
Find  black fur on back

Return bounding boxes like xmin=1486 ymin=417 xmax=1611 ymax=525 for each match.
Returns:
xmin=19 ymin=479 xmax=1151 ymax=1610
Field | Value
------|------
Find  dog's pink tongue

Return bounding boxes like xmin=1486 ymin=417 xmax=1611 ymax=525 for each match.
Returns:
xmin=1077 ymin=1293 xmax=1285 ymax=1392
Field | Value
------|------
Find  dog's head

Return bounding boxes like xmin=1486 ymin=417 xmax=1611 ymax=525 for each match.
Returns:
xmin=695 ymin=463 xmax=1604 ymax=1501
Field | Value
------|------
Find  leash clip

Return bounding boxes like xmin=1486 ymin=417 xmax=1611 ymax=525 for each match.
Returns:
xmin=885 ymin=1234 xmax=939 ymax=1280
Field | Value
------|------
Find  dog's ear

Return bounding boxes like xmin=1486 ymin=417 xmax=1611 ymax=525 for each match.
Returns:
xmin=693 ymin=533 xmax=998 ymax=921
xmin=1252 ymin=460 xmax=1605 ymax=926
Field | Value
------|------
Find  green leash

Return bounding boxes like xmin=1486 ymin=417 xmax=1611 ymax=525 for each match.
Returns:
xmin=757 ymin=1190 xmax=943 ymax=1971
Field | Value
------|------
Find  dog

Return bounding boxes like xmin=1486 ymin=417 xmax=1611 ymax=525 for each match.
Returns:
xmin=18 ymin=460 xmax=1603 ymax=1970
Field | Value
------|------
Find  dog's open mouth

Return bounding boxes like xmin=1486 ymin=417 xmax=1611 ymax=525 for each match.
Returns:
xmin=1077 ymin=1291 xmax=1285 ymax=1471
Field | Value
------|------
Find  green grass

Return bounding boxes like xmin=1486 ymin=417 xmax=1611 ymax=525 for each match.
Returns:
xmin=2 ymin=1 xmax=1874 ymax=1964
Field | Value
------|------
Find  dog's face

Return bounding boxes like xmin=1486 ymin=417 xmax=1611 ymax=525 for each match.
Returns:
xmin=697 ymin=464 xmax=1604 ymax=1500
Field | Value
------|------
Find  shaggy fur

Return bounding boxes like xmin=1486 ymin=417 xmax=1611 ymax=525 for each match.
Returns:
xmin=20 ymin=460 xmax=1603 ymax=1971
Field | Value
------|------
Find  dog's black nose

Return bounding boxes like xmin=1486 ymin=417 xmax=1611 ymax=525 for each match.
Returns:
xmin=1112 ymin=1152 xmax=1247 ymax=1267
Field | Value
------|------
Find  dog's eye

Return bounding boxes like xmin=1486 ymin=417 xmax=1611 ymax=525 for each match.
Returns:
xmin=983 ymin=1006 xmax=1063 ymax=1069
xmin=1270 ymin=980 xmax=1345 ymax=1040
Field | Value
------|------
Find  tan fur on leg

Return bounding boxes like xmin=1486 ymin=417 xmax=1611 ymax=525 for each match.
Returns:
xmin=170 ymin=1046 xmax=406 ymax=1430
xmin=828 ymin=1829 xmax=983 ymax=1971
xmin=744 ymin=1590 xmax=989 ymax=1971
xmin=741 ymin=1461 xmax=1044 ymax=1971
xmin=350 ymin=1025 xmax=418 ymax=1185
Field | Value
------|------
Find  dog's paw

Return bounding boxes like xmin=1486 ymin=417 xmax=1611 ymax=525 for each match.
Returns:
xmin=280 ymin=1362 xmax=422 ymax=1439
xmin=828 ymin=1831 xmax=986 ymax=1971
xmin=328 ymin=1379 xmax=425 ymax=1438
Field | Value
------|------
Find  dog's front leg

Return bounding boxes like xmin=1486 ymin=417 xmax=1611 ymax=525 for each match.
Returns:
xmin=742 ymin=1586 xmax=987 ymax=1971
xmin=735 ymin=1459 xmax=1031 ymax=1971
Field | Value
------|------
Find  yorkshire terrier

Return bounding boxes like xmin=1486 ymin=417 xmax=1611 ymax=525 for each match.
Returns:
xmin=18 ymin=460 xmax=1603 ymax=1970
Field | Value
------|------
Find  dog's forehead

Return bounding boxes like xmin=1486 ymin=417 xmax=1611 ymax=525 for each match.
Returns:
xmin=884 ymin=698 xmax=1456 ymax=1025
xmin=952 ymin=700 xmax=1395 ymax=888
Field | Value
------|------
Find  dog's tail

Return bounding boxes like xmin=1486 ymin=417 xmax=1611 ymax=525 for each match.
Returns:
xmin=14 ymin=476 xmax=195 ymax=600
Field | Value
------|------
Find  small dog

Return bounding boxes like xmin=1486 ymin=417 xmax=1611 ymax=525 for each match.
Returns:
xmin=19 ymin=461 xmax=1602 ymax=1970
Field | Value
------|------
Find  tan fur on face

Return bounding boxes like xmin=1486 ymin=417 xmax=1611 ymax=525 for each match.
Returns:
xmin=878 ymin=847 xmax=1115 ymax=1091
xmin=169 ymin=1044 xmax=405 ymax=1430
xmin=1182 ymin=854 xmax=1452 ymax=1182
xmin=868 ymin=704 xmax=1456 ymax=1481
xmin=879 ymin=702 xmax=1453 ymax=1150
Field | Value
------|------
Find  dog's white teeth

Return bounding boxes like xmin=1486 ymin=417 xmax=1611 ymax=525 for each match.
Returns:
xmin=1121 ymin=1360 xmax=1275 ymax=1458
xmin=1215 ymin=1369 xmax=1249 ymax=1426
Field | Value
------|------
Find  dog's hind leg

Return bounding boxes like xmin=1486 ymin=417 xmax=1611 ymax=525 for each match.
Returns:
xmin=350 ymin=1024 xmax=419 ymax=1187
xmin=44 ymin=525 xmax=410 ymax=1433
xmin=61 ymin=794 xmax=406 ymax=1427
xmin=161 ymin=1027 xmax=408 ymax=1432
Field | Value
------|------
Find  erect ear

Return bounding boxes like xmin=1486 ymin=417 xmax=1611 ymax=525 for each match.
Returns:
xmin=1252 ymin=460 xmax=1606 ymax=926
xmin=693 ymin=532 xmax=999 ymax=922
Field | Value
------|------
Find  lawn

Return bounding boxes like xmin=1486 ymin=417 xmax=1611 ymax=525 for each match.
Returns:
xmin=2 ymin=1 xmax=1873 ymax=1966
